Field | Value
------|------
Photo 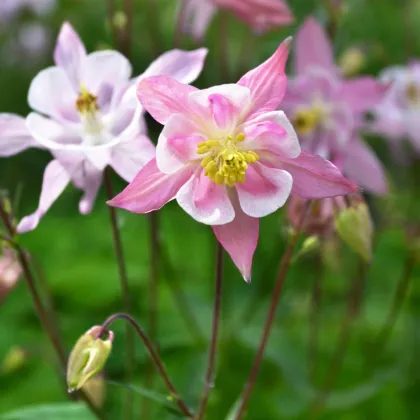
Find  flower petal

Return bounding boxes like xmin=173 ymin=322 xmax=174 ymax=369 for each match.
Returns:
xmin=140 ymin=48 xmax=208 ymax=85
xmin=77 ymin=163 xmax=103 ymax=214
xmin=108 ymin=158 xmax=195 ymax=213
xmin=241 ymin=110 xmax=300 ymax=159
xmin=80 ymin=51 xmax=132 ymax=95
xmin=0 ymin=114 xmax=39 ymax=156
xmin=295 ymin=17 xmax=335 ymax=75
xmin=182 ymin=0 xmax=217 ymax=41
xmin=28 ymin=67 xmax=79 ymax=122
xmin=53 ymin=22 xmax=86 ymax=90
xmin=340 ymin=77 xmax=386 ymax=116
xmin=111 ymin=134 xmax=156 ymax=182
xmin=237 ymin=37 xmax=290 ymax=116
xmin=176 ymin=170 xmax=235 ymax=225
xmin=17 ymin=160 xmax=71 ymax=233
xmin=236 ymin=162 xmax=292 ymax=218
xmin=280 ymin=150 xmax=358 ymax=198
xmin=212 ymin=192 xmax=259 ymax=283
xmin=343 ymin=136 xmax=388 ymax=195
xmin=137 ymin=75 xmax=197 ymax=125
xmin=157 ymin=114 xmax=206 ymax=174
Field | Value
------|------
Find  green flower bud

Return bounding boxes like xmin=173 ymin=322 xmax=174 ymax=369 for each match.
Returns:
xmin=335 ymin=202 xmax=373 ymax=262
xmin=67 ymin=326 xmax=113 ymax=392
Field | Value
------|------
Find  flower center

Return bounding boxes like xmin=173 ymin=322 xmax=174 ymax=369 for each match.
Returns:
xmin=405 ymin=81 xmax=420 ymax=109
xmin=196 ymin=133 xmax=259 ymax=187
xmin=75 ymin=85 xmax=98 ymax=115
xmin=293 ymin=106 xmax=324 ymax=135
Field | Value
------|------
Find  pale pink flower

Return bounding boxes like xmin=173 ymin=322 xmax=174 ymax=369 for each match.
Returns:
xmin=0 ymin=22 xmax=207 ymax=233
xmin=283 ymin=17 xmax=388 ymax=195
xmin=109 ymin=38 xmax=356 ymax=281
xmin=180 ymin=0 xmax=294 ymax=41
xmin=367 ymin=62 xmax=420 ymax=156
xmin=0 ymin=248 xmax=22 ymax=304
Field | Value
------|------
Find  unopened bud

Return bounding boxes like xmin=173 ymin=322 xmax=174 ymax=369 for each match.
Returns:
xmin=82 ymin=374 xmax=106 ymax=408
xmin=67 ymin=326 xmax=113 ymax=392
xmin=335 ymin=202 xmax=373 ymax=262
xmin=339 ymin=47 xmax=366 ymax=77
xmin=292 ymin=235 xmax=321 ymax=263
xmin=112 ymin=11 xmax=127 ymax=30
xmin=0 ymin=248 xmax=22 ymax=304
xmin=0 ymin=346 xmax=26 ymax=375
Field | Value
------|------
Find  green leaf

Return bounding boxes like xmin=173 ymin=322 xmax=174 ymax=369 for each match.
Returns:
xmin=0 ymin=403 xmax=95 ymax=420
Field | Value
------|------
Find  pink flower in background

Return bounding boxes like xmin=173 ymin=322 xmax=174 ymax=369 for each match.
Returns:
xmin=0 ymin=0 xmax=55 ymax=23
xmin=283 ymin=17 xmax=388 ymax=195
xmin=180 ymin=0 xmax=294 ymax=41
xmin=0 ymin=248 xmax=22 ymax=305
xmin=109 ymin=38 xmax=356 ymax=281
xmin=367 ymin=62 xmax=420 ymax=156
xmin=0 ymin=22 xmax=207 ymax=233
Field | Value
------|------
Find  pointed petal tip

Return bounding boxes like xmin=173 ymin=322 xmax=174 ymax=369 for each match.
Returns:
xmin=243 ymin=274 xmax=252 ymax=284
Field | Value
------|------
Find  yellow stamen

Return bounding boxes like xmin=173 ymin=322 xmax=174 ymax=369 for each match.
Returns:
xmin=75 ymin=84 xmax=99 ymax=115
xmin=293 ymin=107 xmax=323 ymax=135
xmin=197 ymin=133 xmax=259 ymax=187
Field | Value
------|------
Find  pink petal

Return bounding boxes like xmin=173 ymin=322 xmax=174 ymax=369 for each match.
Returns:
xmin=17 ymin=160 xmax=71 ymax=233
xmin=108 ymin=158 xmax=195 ymax=213
xmin=240 ymin=110 xmax=300 ymax=159
xmin=280 ymin=150 xmax=358 ymax=198
xmin=137 ymin=75 xmax=197 ymax=125
xmin=77 ymin=163 xmax=103 ymax=214
xmin=237 ymin=37 xmax=291 ymax=116
xmin=140 ymin=48 xmax=208 ymax=85
xmin=176 ymin=170 xmax=235 ymax=225
xmin=343 ymin=136 xmax=388 ymax=195
xmin=182 ymin=0 xmax=217 ymax=41
xmin=295 ymin=17 xmax=335 ymax=75
xmin=340 ymin=77 xmax=387 ymax=116
xmin=111 ymin=134 xmax=156 ymax=182
xmin=81 ymin=51 xmax=132 ymax=95
xmin=212 ymin=193 xmax=259 ymax=283
xmin=0 ymin=114 xmax=39 ymax=156
xmin=157 ymin=114 xmax=205 ymax=174
xmin=236 ymin=162 xmax=292 ymax=217
xmin=53 ymin=22 xmax=86 ymax=90
xmin=28 ymin=67 xmax=79 ymax=122
xmin=188 ymin=84 xmax=251 ymax=130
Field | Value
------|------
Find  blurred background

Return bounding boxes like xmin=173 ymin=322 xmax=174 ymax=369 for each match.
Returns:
xmin=1 ymin=0 xmax=420 ymax=419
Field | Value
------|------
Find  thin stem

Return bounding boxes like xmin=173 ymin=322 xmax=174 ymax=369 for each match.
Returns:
xmin=308 ymin=254 xmax=323 ymax=383
xmin=97 ymin=313 xmax=194 ymax=417
xmin=145 ymin=0 xmax=162 ymax=55
xmin=174 ymin=0 xmax=187 ymax=48
xmin=121 ymin=0 xmax=134 ymax=58
xmin=106 ymin=0 xmax=120 ymax=48
xmin=234 ymin=202 xmax=313 ymax=420
xmin=0 ymin=199 xmax=104 ymax=419
xmin=195 ymin=241 xmax=224 ymax=420
xmin=141 ymin=211 xmax=160 ymax=419
xmin=310 ymin=261 xmax=366 ymax=418
xmin=104 ymin=168 xmax=135 ymax=420
xmin=373 ymin=253 xmax=415 ymax=354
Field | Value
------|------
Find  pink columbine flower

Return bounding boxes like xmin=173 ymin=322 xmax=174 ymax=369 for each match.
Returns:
xmin=109 ymin=38 xmax=357 ymax=282
xmin=180 ymin=0 xmax=294 ymax=42
xmin=282 ymin=17 xmax=388 ymax=195
xmin=0 ymin=248 xmax=22 ymax=304
xmin=367 ymin=62 xmax=420 ymax=156
xmin=0 ymin=22 xmax=207 ymax=233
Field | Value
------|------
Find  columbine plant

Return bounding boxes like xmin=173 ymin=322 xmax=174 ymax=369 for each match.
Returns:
xmin=0 ymin=22 xmax=207 ymax=232
xmin=179 ymin=0 xmax=294 ymax=41
xmin=109 ymin=37 xmax=357 ymax=281
xmin=368 ymin=62 xmax=420 ymax=157
xmin=282 ymin=17 xmax=388 ymax=195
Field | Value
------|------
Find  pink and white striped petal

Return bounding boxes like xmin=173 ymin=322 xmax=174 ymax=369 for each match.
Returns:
xmin=137 ymin=75 xmax=198 ymax=125
xmin=176 ymin=170 xmax=235 ymax=225
xmin=108 ymin=159 xmax=195 ymax=214
xmin=280 ymin=150 xmax=358 ymax=198
xmin=212 ymin=193 xmax=259 ymax=283
xmin=240 ymin=110 xmax=300 ymax=159
xmin=236 ymin=162 xmax=292 ymax=218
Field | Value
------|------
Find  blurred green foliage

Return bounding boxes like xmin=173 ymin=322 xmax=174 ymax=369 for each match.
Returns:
xmin=1 ymin=0 xmax=420 ymax=419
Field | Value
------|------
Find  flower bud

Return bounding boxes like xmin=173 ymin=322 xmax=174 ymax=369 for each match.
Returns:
xmin=0 ymin=346 xmax=26 ymax=375
xmin=339 ymin=47 xmax=366 ymax=77
xmin=335 ymin=200 xmax=373 ymax=262
xmin=0 ymin=248 xmax=22 ymax=305
xmin=82 ymin=374 xmax=106 ymax=408
xmin=67 ymin=326 xmax=113 ymax=392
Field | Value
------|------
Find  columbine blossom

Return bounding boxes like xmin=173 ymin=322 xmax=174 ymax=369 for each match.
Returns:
xmin=180 ymin=0 xmax=294 ymax=42
xmin=109 ymin=38 xmax=356 ymax=281
xmin=0 ymin=22 xmax=207 ymax=233
xmin=368 ymin=62 xmax=420 ymax=156
xmin=282 ymin=17 xmax=388 ymax=195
